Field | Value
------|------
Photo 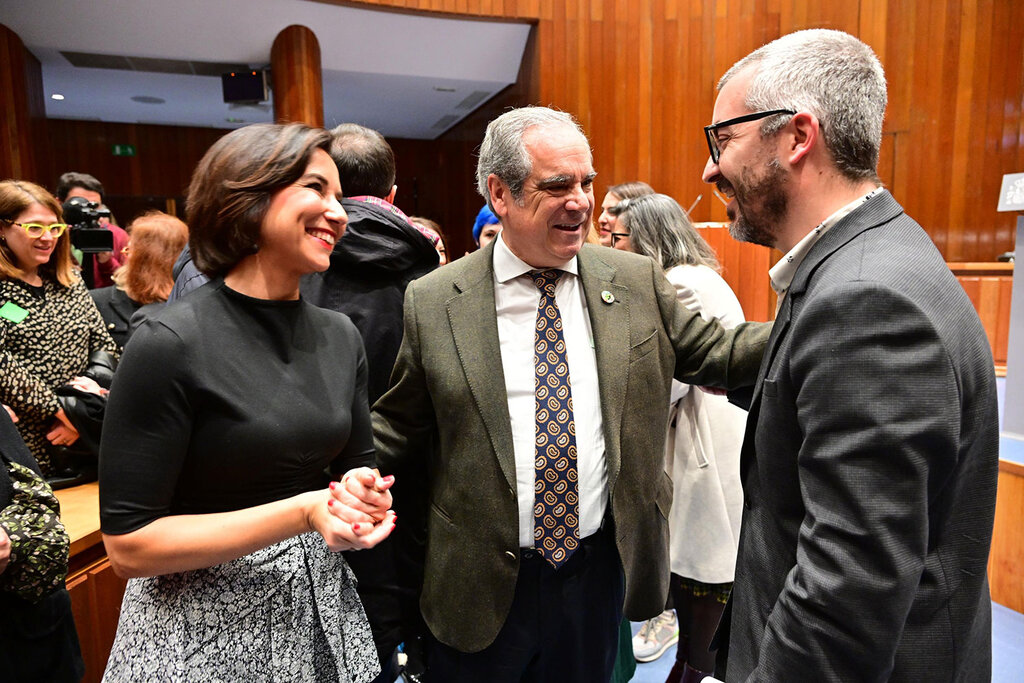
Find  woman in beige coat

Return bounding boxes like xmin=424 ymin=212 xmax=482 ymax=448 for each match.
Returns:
xmin=613 ymin=193 xmax=745 ymax=683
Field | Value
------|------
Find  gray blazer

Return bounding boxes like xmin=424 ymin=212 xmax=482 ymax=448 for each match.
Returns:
xmin=721 ymin=191 xmax=999 ymax=682
xmin=372 ymin=241 xmax=769 ymax=653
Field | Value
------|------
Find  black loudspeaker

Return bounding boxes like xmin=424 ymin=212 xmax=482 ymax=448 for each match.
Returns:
xmin=221 ymin=70 xmax=268 ymax=103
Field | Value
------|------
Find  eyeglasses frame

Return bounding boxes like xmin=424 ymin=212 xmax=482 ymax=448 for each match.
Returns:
xmin=2 ymin=220 xmax=70 ymax=239
xmin=703 ymin=109 xmax=797 ymax=164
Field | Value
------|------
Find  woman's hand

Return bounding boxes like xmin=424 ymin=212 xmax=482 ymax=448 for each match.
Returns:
xmin=2 ymin=404 xmax=17 ymax=423
xmin=68 ymin=376 xmax=106 ymax=396
xmin=0 ymin=526 xmax=11 ymax=575
xmin=46 ymin=409 xmax=80 ymax=447
xmin=331 ymin=467 xmax=394 ymax=523
xmin=307 ymin=489 xmax=396 ymax=552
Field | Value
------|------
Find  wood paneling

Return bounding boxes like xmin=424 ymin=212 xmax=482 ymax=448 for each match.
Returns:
xmin=990 ymin=460 xmax=1024 ymax=613
xmin=952 ymin=262 xmax=1014 ymax=368
xmin=0 ymin=23 xmax=46 ymax=180
xmin=696 ymin=223 xmax=777 ymax=323
xmin=8 ymin=2 xmax=1021 ymax=267
xmin=32 ymin=119 xmax=226 ymax=224
xmin=271 ymin=25 xmax=325 ymax=127
xmin=343 ymin=0 xmax=1023 ymax=263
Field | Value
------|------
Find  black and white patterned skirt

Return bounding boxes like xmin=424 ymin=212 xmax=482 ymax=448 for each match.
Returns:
xmin=102 ymin=533 xmax=380 ymax=682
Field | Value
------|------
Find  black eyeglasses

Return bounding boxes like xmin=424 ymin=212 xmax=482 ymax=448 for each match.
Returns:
xmin=610 ymin=232 xmax=630 ymax=245
xmin=703 ymin=109 xmax=796 ymax=164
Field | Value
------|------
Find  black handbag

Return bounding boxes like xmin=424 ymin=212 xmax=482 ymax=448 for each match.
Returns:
xmin=47 ymin=350 xmax=117 ymax=490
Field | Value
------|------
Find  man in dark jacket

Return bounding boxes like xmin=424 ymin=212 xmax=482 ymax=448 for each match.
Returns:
xmin=301 ymin=123 xmax=438 ymax=682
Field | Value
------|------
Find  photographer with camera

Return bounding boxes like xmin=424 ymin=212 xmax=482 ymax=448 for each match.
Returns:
xmin=56 ymin=172 xmax=129 ymax=289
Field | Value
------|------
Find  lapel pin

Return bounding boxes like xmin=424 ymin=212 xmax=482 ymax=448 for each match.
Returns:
xmin=601 ymin=290 xmax=615 ymax=304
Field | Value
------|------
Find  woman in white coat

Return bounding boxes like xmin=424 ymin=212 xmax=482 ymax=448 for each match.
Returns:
xmin=613 ymin=194 xmax=746 ymax=683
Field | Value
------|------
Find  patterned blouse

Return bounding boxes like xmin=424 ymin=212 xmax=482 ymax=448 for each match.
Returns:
xmin=0 ymin=276 xmax=117 ymax=475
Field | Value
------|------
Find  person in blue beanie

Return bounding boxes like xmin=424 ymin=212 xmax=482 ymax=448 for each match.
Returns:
xmin=472 ymin=204 xmax=501 ymax=249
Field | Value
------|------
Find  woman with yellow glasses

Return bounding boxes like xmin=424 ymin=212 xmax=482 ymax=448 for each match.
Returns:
xmin=0 ymin=180 xmax=117 ymax=481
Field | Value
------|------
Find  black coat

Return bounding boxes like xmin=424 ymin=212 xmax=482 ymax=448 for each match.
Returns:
xmin=0 ymin=411 xmax=84 ymax=682
xmin=89 ymin=286 xmax=142 ymax=351
xmin=301 ymin=198 xmax=438 ymax=405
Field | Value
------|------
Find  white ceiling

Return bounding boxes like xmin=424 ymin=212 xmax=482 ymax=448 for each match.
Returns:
xmin=0 ymin=0 xmax=531 ymax=139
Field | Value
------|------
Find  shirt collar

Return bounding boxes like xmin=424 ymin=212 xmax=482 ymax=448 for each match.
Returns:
xmin=769 ymin=187 xmax=882 ymax=297
xmin=492 ymin=232 xmax=579 ymax=284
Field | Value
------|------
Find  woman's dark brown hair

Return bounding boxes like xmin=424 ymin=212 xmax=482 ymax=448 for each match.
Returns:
xmin=0 ymin=180 xmax=77 ymax=286
xmin=186 ymin=123 xmax=333 ymax=278
xmin=112 ymin=211 xmax=189 ymax=304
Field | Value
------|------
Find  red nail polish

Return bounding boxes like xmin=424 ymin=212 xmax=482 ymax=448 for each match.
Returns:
xmin=353 ymin=523 xmax=360 ymax=531
xmin=329 ymin=481 xmax=336 ymax=490
xmin=327 ymin=499 xmax=334 ymax=507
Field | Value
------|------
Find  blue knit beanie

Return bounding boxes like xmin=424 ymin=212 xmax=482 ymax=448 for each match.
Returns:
xmin=472 ymin=205 xmax=500 ymax=244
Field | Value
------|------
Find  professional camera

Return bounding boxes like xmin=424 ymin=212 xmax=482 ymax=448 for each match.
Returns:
xmin=62 ymin=196 xmax=114 ymax=253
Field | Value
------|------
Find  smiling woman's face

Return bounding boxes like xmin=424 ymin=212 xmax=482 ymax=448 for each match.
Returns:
xmin=257 ymin=148 xmax=348 ymax=279
xmin=2 ymin=203 xmax=61 ymax=279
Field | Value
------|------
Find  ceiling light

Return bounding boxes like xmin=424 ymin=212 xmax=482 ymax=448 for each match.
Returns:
xmin=131 ymin=95 xmax=166 ymax=104
xmin=51 ymin=93 xmax=65 ymax=100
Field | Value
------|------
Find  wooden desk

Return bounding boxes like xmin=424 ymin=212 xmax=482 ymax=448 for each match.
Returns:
xmin=55 ymin=482 xmax=126 ymax=683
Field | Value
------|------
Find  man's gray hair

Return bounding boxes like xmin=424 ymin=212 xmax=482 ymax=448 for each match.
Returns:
xmin=720 ymin=29 xmax=887 ymax=181
xmin=476 ymin=106 xmax=589 ymax=210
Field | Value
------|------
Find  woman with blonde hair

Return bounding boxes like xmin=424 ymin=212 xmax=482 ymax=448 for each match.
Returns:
xmin=0 ymin=180 xmax=117 ymax=479
xmin=90 ymin=210 xmax=188 ymax=350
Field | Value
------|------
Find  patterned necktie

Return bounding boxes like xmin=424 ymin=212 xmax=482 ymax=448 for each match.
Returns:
xmin=529 ymin=269 xmax=579 ymax=568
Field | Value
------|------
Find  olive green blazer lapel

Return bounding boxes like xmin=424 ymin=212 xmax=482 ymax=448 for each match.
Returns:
xmin=578 ymin=246 xmax=630 ymax=493
xmin=446 ymin=246 xmax=517 ymax=493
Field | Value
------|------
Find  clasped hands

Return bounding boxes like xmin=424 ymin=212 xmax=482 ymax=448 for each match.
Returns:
xmin=311 ymin=467 xmax=396 ymax=552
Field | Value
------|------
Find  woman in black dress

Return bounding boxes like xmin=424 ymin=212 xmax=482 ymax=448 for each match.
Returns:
xmin=99 ymin=123 xmax=396 ymax=681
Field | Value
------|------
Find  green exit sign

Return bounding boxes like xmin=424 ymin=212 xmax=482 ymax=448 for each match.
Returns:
xmin=111 ymin=144 xmax=136 ymax=157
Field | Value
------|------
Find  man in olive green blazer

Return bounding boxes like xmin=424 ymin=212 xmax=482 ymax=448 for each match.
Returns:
xmin=372 ymin=107 xmax=768 ymax=682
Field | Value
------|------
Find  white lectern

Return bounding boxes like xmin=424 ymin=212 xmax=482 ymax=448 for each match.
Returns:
xmin=998 ymin=172 xmax=1024 ymax=438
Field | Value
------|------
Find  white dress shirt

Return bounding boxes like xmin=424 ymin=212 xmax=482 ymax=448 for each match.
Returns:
xmin=492 ymin=234 xmax=607 ymax=548
xmin=770 ymin=187 xmax=882 ymax=313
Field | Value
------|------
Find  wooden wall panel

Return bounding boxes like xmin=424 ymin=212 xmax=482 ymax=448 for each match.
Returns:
xmin=31 ymin=120 xmax=226 ymax=226
xmin=8 ymin=1 xmax=1019 ymax=268
xmin=347 ymin=0 xmax=1022 ymax=263
xmin=0 ymin=23 xmax=46 ymax=181
xmin=696 ymin=223 xmax=776 ymax=323
xmin=951 ymin=262 xmax=1014 ymax=368
xmin=990 ymin=461 xmax=1024 ymax=613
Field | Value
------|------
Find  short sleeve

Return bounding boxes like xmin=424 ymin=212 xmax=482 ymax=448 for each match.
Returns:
xmin=99 ymin=321 xmax=194 ymax=534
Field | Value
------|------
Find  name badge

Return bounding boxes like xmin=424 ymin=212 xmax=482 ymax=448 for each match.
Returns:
xmin=0 ymin=301 xmax=29 ymax=324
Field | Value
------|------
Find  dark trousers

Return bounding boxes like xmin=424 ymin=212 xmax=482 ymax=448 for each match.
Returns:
xmin=425 ymin=525 xmax=624 ymax=683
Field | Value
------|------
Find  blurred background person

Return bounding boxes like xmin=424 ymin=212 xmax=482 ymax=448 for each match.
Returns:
xmin=0 ymin=406 xmax=84 ymax=682
xmin=55 ymin=172 xmax=129 ymax=289
xmin=471 ymin=204 xmax=501 ymax=250
xmin=597 ymin=180 xmax=654 ymax=247
xmin=410 ymin=216 xmax=448 ymax=266
xmin=614 ymin=193 xmax=745 ymax=683
xmin=99 ymin=123 xmax=395 ymax=681
xmin=0 ymin=180 xmax=117 ymax=480
xmin=90 ymin=210 xmax=188 ymax=351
